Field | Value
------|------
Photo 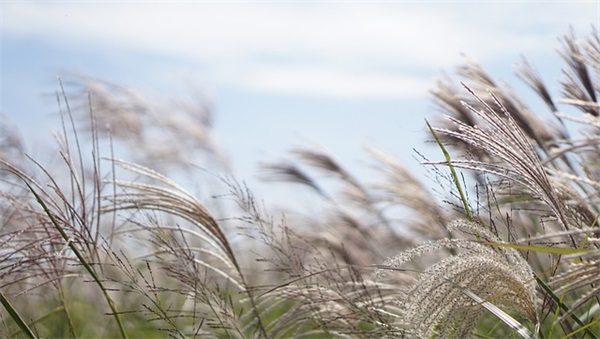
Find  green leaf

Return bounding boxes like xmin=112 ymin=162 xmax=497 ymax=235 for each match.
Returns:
xmin=426 ymin=120 xmax=473 ymax=222
xmin=17 ymin=175 xmax=129 ymax=339
xmin=0 ymin=290 xmax=37 ymax=338
xmin=535 ymin=275 xmax=598 ymax=339
xmin=481 ymin=241 xmax=593 ymax=255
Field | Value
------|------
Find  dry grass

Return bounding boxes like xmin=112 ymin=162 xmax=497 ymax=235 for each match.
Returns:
xmin=1 ymin=28 xmax=599 ymax=338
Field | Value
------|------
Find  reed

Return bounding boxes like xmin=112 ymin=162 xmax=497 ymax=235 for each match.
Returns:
xmin=1 ymin=28 xmax=599 ymax=338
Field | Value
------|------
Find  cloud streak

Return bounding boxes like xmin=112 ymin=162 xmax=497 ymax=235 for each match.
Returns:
xmin=4 ymin=2 xmax=597 ymax=99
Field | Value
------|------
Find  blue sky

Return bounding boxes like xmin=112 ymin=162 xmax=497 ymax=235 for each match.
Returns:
xmin=1 ymin=1 xmax=598 ymax=206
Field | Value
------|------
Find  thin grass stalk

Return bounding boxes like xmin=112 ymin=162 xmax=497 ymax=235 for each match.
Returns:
xmin=8 ymin=305 xmax=72 ymax=338
xmin=52 ymin=82 xmax=105 ymax=269
xmin=566 ymin=320 xmax=600 ymax=338
xmin=426 ymin=120 xmax=474 ymax=222
xmin=87 ymin=90 xmax=104 ymax=251
xmin=56 ymin=281 xmax=77 ymax=338
xmin=107 ymin=159 xmax=268 ymax=337
xmin=0 ymin=290 xmax=36 ymax=338
xmin=57 ymin=77 xmax=89 ymax=241
xmin=547 ymin=294 xmax=563 ymax=339
xmin=17 ymin=177 xmax=129 ymax=338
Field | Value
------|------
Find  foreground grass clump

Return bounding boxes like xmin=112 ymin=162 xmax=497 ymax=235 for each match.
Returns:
xmin=1 ymin=28 xmax=599 ymax=338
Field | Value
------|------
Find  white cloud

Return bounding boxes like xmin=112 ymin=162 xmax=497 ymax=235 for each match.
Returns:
xmin=237 ymin=65 xmax=433 ymax=99
xmin=3 ymin=2 xmax=597 ymax=99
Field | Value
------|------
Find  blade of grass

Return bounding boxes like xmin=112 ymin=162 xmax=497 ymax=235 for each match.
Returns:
xmin=57 ymin=284 xmax=77 ymax=338
xmin=18 ymin=177 xmax=129 ymax=339
xmin=481 ymin=241 xmax=593 ymax=255
xmin=0 ymin=290 xmax=37 ymax=338
xmin=9 ymin=305 xmax=69 ymax=338
xmin=547 ymin=294 xmax=563 ymax=339
xmin=443 ymin=277 xmax=535 ymax=339
xmin=426 ymin=120 xmax=473 ymax=222
xmin=565 ymin=319 xmax=600 ymax=338
xmin=578 ymin=302 xmax=600 ymax=328
xmin=535 ymin=275 xmax=598 ymax=339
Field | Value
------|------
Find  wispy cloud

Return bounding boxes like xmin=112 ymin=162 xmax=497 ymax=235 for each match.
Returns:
xmin=3 ymin=2 xmax=596 ymax=99
xmin=232 ymin=65 xmax=433 ymax=99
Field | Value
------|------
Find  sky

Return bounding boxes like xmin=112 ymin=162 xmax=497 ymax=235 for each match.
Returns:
xmin=1 ymin=1 xmax=599 ymax=208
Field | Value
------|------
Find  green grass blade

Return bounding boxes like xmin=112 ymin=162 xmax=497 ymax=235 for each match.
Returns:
xmin=565 ymin=319 xmax=600 ymax=338
xmin=547 ymin=294 xmax=562 ymax=339
xmin=426 ymin=120 xmax=473 ymax=222
xmin=9 ymin=306 xmax=68 ymax=338
xmin=481 ymin=241 xmax=593 ymax=255
xmin=20 ymin=179 xmax=129 ymax=339
xmin=0 ymin=290 xmax=37 ymax=338
xmin=535 ymin=275 xmax=598 ymax=339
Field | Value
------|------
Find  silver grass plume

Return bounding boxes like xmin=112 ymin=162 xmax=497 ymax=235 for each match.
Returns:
xmin=260 ymin=146 xmax=412 ymax=265
xmin=103 ymin=159 xmax=270 ymax=336
xmin=103 ymin=159 xmax=242 ymax=287
xmin=65 ymin=75 xmax=226 ymax=173
xmin=375 ymin=219 xmax=539 ymax=338
xmin=367 ymin=147 xmax=449 ymax=240
xmin=432 ymin=84 xmax=584 ymax=235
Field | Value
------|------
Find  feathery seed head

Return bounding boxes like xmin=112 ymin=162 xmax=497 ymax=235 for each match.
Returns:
xmin=376 ymin=220 xmax=539 ymax=337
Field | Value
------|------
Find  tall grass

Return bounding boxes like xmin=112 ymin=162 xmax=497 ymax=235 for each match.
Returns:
xmin=1 ymin=28 xmax=599 ymax=338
